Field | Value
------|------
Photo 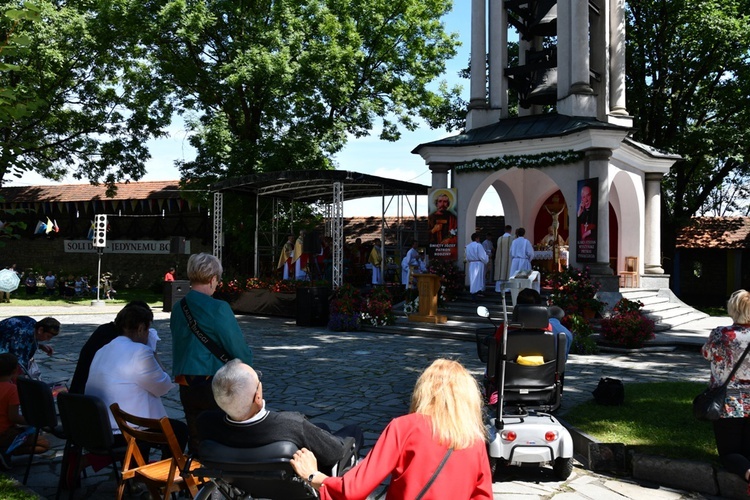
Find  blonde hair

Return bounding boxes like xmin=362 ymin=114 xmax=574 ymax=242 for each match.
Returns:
xmin=187 ymin=253 xmax=223 ymax=284
xmin=728 ymin=289 xmax=750 ymax=325
xmin=409 ymin=359 xmax=487 ymax=450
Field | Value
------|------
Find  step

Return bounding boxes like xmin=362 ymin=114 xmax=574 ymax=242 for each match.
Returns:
xmin=640 ymin=301 xmax=682 ymax=314
xmin=645 ymin=305 xmax=706 ymax=322
xmin=653 ymin=311 xmax=709 ymax=330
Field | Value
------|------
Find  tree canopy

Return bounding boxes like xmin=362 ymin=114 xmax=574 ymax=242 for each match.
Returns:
xmin=0 ymin=0 xmax=173 ymax=190
xmin=627 ymin=0 xmax=750 ymax=222
xmin=136 ymin=0 xmax=461 ymax=193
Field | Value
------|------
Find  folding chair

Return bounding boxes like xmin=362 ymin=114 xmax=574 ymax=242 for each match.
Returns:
xmin=110 ymin=403 xmax=204 ymax=500
xmin=15 ymin=378 xmax=66 ymax=484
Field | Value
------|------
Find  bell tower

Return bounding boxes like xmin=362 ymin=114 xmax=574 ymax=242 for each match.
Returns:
xmin=466 ymin=0 xmax=632 ymax=131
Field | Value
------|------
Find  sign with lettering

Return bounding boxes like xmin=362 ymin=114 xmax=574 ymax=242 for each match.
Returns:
xmin=63 ymin=240 xmax=190 ymax=254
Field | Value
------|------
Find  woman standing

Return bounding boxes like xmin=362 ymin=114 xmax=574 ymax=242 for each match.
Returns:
xmin=291 ymin=359 xmax=492 ymax=499
xmin=702 ymin=289 xmax=750 ymax=488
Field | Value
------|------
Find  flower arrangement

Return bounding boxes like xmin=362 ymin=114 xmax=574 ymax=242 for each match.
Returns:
xmin=214 ymin=279 xmax=244 ymax=303
xmin=361 ymin=286 xmax=396 ymax=326
xmin=545 ymin=266 xmax=604 ymax=318
xmin=328 ymin=284 xmax=362 ymax=331
xmin=427 ymin=259 xmax=464 ymax=303
xmin=599 ymin=298 xmax=655 ymax=348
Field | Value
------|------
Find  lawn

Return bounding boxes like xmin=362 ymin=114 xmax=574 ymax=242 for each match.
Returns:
xmin=0 ymin=288 xmax=163 ymax=309
xmin=0 ymin=474 xmax=37 ymax=499
xmin=563 ymin=381 xmax=718 ymax=463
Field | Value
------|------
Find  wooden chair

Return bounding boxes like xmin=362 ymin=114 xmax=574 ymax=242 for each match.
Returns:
xmin=109 ymin=403 xmax=204 ymax=500
xmin=619 ymin=256 xmax=639 ymax=288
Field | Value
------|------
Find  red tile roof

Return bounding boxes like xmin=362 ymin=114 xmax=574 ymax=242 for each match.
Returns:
xmin=676 ymin=216 xmax=750 ymax=249
xmin=0 ymin=180 xmax=183 ymax=203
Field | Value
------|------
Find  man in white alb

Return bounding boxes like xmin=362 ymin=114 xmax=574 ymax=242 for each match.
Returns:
xmin=466 ymin=233 xmax=489 ymax=300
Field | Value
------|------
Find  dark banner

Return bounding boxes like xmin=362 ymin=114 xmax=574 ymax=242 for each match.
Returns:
xmin=575 ymin=178 xmax=598 ymax=263
xmin=427 ymin=188 xmax=458 ymax=261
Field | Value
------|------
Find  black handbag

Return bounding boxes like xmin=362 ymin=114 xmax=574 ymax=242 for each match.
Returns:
xmin=592 ymin=377 xmax=624 ymax=406
xmin=693 ymin=342 xmax=750 ymax=421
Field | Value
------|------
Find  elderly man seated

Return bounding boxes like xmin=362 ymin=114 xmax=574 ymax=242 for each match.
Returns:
xmin=197 ymin=359 xmax=362 ymax=474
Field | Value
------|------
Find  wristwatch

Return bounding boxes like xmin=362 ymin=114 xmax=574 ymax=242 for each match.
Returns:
xmin=307 ymin=472 xmax=319 ymax=483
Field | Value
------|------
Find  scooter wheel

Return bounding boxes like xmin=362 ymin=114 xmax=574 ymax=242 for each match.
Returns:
xmin=553 ymin=457 xmax=573 ymax=480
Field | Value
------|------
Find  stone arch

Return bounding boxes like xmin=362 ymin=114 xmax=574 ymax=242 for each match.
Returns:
xmin=610 ymin=169 xmax=644 ymax=275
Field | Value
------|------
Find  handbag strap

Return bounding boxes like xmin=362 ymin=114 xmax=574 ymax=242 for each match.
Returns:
xmin=719 ymin=341 xmax=750 ymax=389
xmin=180 ymin=298 xmax=233 ymax=364
xmin=414 ymin=448 xmax=453 ymax=500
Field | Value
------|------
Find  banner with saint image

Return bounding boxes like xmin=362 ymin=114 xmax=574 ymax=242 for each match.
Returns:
xmin=427 ymin=188 xmax=458 ymax=261
xmin=575 ymin=178 xmax=598 ymax=263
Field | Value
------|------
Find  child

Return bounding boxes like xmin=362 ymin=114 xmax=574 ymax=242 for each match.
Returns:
xmin=0 ymin=353 xmax=50 ymax=464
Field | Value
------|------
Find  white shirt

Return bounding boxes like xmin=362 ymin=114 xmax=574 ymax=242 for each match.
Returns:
xmin=86 ymin=336 xmax=175 ymax=432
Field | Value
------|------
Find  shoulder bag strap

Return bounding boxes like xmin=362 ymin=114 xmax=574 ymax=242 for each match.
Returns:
xmin=719 ymin=341 xmax=750 ymax=389
xmin=414 ymin=448 xmax=453 ymax=500
xmin=180 ymin=298 xmax=233 ymax=364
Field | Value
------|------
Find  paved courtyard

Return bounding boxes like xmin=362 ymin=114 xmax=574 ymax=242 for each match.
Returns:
xmin=0 ymin=304 xmax=721 ymax=499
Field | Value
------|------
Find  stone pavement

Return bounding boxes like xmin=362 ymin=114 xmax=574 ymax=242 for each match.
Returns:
xmin=0 ymin=303 xmax=732 ymax=499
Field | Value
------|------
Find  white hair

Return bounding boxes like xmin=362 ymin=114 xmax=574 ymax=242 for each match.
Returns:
xmin=212 ymin=359 xmax=258 ymax=421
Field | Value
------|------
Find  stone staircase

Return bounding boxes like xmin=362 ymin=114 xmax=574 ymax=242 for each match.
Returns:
xmin=619 ymin=288 xmax=709 ymax=332
xmin=361 ymin=287 xmax=709 ymax=339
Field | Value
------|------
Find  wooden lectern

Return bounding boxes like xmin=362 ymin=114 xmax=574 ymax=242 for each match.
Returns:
xmin=408 ymin=274 xmax=447 ymax=324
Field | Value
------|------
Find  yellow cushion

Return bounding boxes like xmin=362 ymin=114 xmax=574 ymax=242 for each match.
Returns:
xmin=516 ymin=355 xmax=544 ymax=366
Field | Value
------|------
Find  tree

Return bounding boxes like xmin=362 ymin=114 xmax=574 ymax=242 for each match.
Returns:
xmin=0 ymin=0 xmax=173 ymax=191
xmin=626 ymin=0 xmax=750 ymax=240
xmin=136 ymin=0 xmax=462 ymax=194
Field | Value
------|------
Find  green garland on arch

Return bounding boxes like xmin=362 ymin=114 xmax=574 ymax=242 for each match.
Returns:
xmin=454 ymin=150 xmax=584 ymax=173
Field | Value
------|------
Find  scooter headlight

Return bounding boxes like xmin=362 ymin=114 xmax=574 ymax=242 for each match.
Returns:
xmin=501 ymin=430 xmax=517 ymax=442
xmin=545 ymin=430 xmax=558 ymax=442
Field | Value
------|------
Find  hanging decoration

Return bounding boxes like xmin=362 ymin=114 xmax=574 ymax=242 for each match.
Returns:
xmin=454 ymin=150 xmax=584 ymax=173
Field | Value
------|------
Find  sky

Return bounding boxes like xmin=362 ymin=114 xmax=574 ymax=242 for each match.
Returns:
xmin=10 ymin=2 xmax=503 ymax=217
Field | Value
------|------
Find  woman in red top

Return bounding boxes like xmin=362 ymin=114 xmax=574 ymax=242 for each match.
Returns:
xmin=291 ymin=359 xmax=492 ymax=500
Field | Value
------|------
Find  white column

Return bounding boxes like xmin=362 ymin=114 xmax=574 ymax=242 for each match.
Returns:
xmin=430 ymin=163 xmax=451 ymax=190
xmin=488 ymin=0 xmax=507 ymax=117
xmin=587 ymin=149 xmax=612 ymax=274
xmin=570 ymin=0 xmax=592 ymax=93
xmin=469 ymin=0 xmax=487 ymax=108
xmin=609 ymin=0 xmax=627 ymax=114
xmin=644 ymin=173 xmax=665 ymax=274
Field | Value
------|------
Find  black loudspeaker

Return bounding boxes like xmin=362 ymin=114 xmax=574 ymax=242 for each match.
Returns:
xmin=302 ymin=231 xmax=321 ymax=255
xmin=170 ymin=237 xmax=186 ymax=254
xmin=296 ymin=286 xmax=330 ymax=327
xmin=163 ymin=280 xmax=190 ymax=312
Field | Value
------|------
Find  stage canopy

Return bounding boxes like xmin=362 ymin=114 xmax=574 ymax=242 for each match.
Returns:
xmin=212 ymin=169 xmax=429 ymax=202
xmin=211 ymin=170 xmax=431 ymax=286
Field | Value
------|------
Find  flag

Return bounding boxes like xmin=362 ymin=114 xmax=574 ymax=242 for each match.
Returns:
xmin=53 ymin=220 xmax=60 ymax=233
xmin=87 ymin=220 xmax=94 ymax=240
xmin=45 ymin=217 xmax=54 ymax=234
xmin=34 ymin=221 xmax=46 ymax=235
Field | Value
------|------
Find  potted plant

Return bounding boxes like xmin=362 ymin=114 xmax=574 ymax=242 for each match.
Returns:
xmin=361 ymin=286 xmax=396 ymax=326
xmin=328 ymin=284 xmax=362 ymax=331
xmin=599 ymin=298 xmax=655 ymax=348
xmin=426 ymin=260 xmax=464 ymax=304
xmin=546 ymin=266 xmax=604 ymax=319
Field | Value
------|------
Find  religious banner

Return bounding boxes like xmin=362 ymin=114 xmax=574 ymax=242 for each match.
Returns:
xmin=575 ymin=178 xmax=598 ymax=263
xmin=427 ymin=188 xmax=458 ymax=261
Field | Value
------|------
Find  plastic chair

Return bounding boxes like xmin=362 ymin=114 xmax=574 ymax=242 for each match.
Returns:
xmin=56 ymin=392 xmax=124 ymax=500
xmin=109 ymin=403 xmax=204 ymax=500
xmin=15 ymin=378 xmax=67 ymax=485
xmin=192 ymin=440 xmax=318 ymax=500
